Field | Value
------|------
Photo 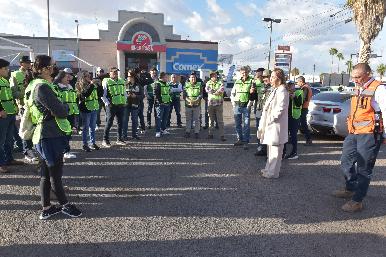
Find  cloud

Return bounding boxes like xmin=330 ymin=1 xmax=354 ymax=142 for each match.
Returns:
xmin=206 ymin=0 xmax=231 ymax=24
xmin=235 ymin=2 xmax=258 ymax=17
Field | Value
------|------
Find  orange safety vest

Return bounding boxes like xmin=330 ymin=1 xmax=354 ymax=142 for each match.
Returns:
xmin=301 ymin=84 xmax=312 ymax=109
xmin=347 ymin=79 xmax=383 ymax=134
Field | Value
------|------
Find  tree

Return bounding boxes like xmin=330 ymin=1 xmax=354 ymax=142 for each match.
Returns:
xmin=346 ymin=60 xmax=353 ymax=75
xmin=329 ymin=48 xmax=338 ymax=73
xmin=377 ymin=63 xmax=386 ymax=80
xmin=291 ymin=67 xmax=300 ymax=77
xmin=347 ymin=0 xmax=386 ymax=63
xmin=336 ymin=52 xmax=344 ymax=73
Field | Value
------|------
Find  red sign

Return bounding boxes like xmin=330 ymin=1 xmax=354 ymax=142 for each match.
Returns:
xmin=278 ymin=45 xmax=291 ymax=51
xmin=116 ymin=31 xmax=166 ymax=52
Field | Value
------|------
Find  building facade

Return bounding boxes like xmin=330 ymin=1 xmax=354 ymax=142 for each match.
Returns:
xmin=0 ymin=10 xmax=218 ymax=77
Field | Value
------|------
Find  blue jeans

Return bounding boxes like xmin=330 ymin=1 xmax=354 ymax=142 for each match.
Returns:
xmin=123 ymin=106 xmax=139 ymax=138
xmin=13 ymin=123 xmax=23 ymax=150
xmin=81 ymin=110 xmax=97 ymax=145
xmin=341 ymin=133 xmax=383 ymax=202
xmin=0 ymin=114 xmax=16 ymax=166
xmin=147 ymin=98 xmax=155 ymax=126
xmin=300 ymin=108 xmax=311 ymax=141
xmin=233 ymin=105 xmax=250 ymax=143
xmin=35 ymin=136 xmax=67 ymax=167
xmin=155 ymin=104 xmax=170 ymax=133
xmin=167 ymin=97 xmax=182 ymax=126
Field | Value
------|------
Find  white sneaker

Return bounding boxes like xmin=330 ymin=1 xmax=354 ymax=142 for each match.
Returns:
xmin=24 ymin=150 xmax=38 ymax=163
xmin=95 ymin=126 xmax=99 ymax=131
xmin=102 ymin=141 xmax=111 ymax=148
xmin=161 ymin=129 xmax=170 ymax=135
xmin=155 ymin=132 xmax=161 ymax=138
xmin=64 ymin=152 xmax=77 ymax=159
xmin=78 ymin=130 xmax=82 ymax=135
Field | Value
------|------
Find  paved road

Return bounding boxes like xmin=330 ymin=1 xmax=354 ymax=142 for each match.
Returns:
xmin=1 ymin=101 xmax=386 ymax=257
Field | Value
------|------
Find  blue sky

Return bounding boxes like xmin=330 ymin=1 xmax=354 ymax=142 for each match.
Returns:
xmin=0 ymin=0 xmax=385 ymax=75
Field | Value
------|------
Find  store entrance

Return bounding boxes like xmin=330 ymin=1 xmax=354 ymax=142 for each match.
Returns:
xmin=125 ymin=52 xmax=157 ymax=71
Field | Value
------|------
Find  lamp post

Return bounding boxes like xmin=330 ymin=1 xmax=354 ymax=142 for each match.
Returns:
xmin=47 ymin=0 xmax=51 ymax=56
xmin=75 ymin=19 xmax=80 ymax=69
xmin=262 ymin=18 xmax=281 ymax=71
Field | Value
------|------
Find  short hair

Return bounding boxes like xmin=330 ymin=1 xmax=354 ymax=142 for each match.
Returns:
xmin=272 ymin=68 xmax=286 ymax=85
xmin=353 ymin=63 xmax=371 ymax=73
xmin=159 ymin=72 xmax=166 ymax=79
xmin=297 ymin=76 xmax=305 ymax=83
xmin=240 ymin=66 xmax=250 ymax=72
xmin=150 ymin=66 xmax=158 ymax=72
xmin=0 ymin=58 xmax=10 ymax=68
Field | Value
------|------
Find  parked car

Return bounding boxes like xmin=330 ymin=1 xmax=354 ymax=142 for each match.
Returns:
xmin=309 ymin=82 xmax=330 ymax=92
xmin=330 ymin=82 xmax=355 ymax=92
xmin=307 ymin=91 xmax=352 ymax=137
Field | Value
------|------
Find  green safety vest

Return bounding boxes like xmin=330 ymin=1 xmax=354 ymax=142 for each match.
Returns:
xmin=254 ymin=79 xmax=264 ymax=95
xmin=157 ymin=81 xmax=171 ymax=104
xmin=25 ymin=79 xmax=72 ymax=144
xmin=59 ymin=87 xmax=79 ymax=115
xmin=292 ymin=89 xmax=304 ymax=119
xmin=0 ymin=77 xmax=17 ymax=115
xmin=85 ymin=88 xmax=99 ymax=111
xmin=169 ymin=82 xmax=181 ymax=98
xmin=207 ymin=80 xmax=223 ymax=101
xmin=185 ymin=82 xmax=201 ymax=106
xmin=234 ymin=76 xmax=253 ymax=103
xmin=104 ymin=78 xmax=127 ymax=105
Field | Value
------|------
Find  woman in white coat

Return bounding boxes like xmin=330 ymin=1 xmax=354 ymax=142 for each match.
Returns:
xmin=257 ymin=68 xmax=289 ymax=178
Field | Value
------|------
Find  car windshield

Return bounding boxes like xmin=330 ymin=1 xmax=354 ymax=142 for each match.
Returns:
xmin=312 ymin=92 xmax=351 ymax=103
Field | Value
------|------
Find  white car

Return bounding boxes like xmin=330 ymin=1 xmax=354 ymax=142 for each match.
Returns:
xmin=307 ymin=91 xmax=352 ymax=137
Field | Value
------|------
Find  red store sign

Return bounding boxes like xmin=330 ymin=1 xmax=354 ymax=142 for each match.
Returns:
xmin=117 ymin=31 xmax=166 ymax=52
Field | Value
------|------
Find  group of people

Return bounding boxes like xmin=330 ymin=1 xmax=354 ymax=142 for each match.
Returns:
xmin=1 ymin=54 xmax=385 ymax=220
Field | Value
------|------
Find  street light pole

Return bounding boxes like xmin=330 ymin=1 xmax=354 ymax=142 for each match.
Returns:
xmin=47 ymin=0 xmax=51 ymax=56
xmin=75 ymin=19 xmax=80 ymax=70
xmin=262 ymin=18 xmax=281 ymax=71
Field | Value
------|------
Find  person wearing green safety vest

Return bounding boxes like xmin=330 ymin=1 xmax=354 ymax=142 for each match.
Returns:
xmin=53 ymin=70 xmax=79 ymax=159
xmin=167 ymin=74 xmax=183 ymax=128
xmin=153 ymin=72 xmax=171 ymax=138
xmin=205 ymin=70 xmax=226 ymax=141
xmin=0 ymin=59 xmax=25 ymax=174
xmin=145 ymin=67 xmax=158 ymax=129
xmin=76 ymin=70 xmax=100 ymax=152
xmin=231 ymin=66 xmax=256 ymax=150
xmin=183 ymin=72 xmax=203 ymax=139
xmin=283 ymin=81 xmax=304 ymax=160
xmin=101 ymin=67 xmax=127 ymax=147
xmin=24 ymin=55 xmax=82 ymax=220
xmin=122 ymin=70 xmax=143 ymax=140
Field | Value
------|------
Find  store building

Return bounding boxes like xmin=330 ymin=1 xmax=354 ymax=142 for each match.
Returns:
xmin=0 ymin=10 xmax=218 ymax=77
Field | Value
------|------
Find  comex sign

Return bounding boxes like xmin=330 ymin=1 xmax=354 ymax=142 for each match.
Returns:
xmin=172 ymin=63 xmax=204 ymax=71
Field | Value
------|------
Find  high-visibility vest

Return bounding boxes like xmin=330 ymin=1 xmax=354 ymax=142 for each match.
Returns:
xmin=85 ymin=88 xmax=99 ymax=111
xmin=10 ymin=70 xmax=26 ymax=106
xmin=291 ymin=89 xmax=304 ymax=119
xmin=185 ymin=82 xmax=201 ymax=107
xmin=347 ymin=80 xmax=384 ymax=134
xmin=207 ymin=80 xmax=223 ymax=101
xmin=156 ymin=81 xmax=171 ymax=104
xmin=59 ymin=87 xmax=79 ymax=115
xmin=104 ymin=78 xmax=127 ymax=105
xmin=0 ymin=77 xmax=17 ymax=114
xmin=234 ymin=76 xmax=253 ymax=103
xmin=25 ymin=79 xmax=72 ymax=144
xmin=169 ymin=82 xmax=181 ymax=98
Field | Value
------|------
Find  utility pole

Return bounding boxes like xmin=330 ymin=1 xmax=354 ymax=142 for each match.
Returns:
xmin=313 ymin=64 xmax=316 ymax=83
xmin=262 ymin=18 xmax=281 ymax=71
xmin=47 ymin=0 xmax=51 ymax=56
xmin=75 ymin=19 xmax=80 ymax=70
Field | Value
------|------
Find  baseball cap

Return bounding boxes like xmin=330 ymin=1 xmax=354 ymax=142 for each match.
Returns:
xmin=63 ymin=68 xmax=73 ymax=74
xmin=19 ymin=56 xmax=32 ymax=63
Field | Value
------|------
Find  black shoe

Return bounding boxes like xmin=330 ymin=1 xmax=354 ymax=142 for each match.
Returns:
xmin=284 ymin=152 xmax=299 ymax=160
xmin=133 ymin=136 xmax=141 ymax=140
xmin=177 ymin=124 xmax=183 ymax=128
xmin=90 ymin=144 xmax=100 ymax=150
xmin=82 ymin=145 xmax=92 ymax=152
xmin=243 ymin=143 xmax=249 ymax=150
xmin=61 ymin=204 xmax=82 ymax=218
xmin=304 ymin=140 xmax=313 ymax=146
xmin=220 ymin=136 xmax=226 ymax=142
xmin=39 ymin=205 xmax=62 ymax=220
xmin=147 ymin=125 xmax=152 ymax=129
xmin=194 ymin=133 xmax=199 ymax=139
xmin=234 ymin=140 xmax=243 ymax=146
xmin=207 ymin=135 xmax=214 ymax=139
xmin=184 ymin=132 xmax=190 ymax=138
xmin=202 ymin=126 xmax=208 ymax=130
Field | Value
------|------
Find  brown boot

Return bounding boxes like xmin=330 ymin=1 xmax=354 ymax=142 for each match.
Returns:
xmin=0 ymin=166 xmax=11 ymax=174
xmin=332 ymin=189 xmax=354 ymax=198
xmin=342 ymin=200 xmax=363 ymax=212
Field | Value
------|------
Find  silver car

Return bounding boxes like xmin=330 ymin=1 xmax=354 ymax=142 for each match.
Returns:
xmin=307 ymin=92 xmax=352 ymax=137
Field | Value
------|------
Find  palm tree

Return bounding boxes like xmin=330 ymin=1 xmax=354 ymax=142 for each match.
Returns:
xmin=346 ymin=60 xmax=353 ymax=75
xmin=291 ymin=67 xmax=300 ymax=77
xmin=336 ymin=52 xmax=344 ymax=73
xmin=329 ymin=48 xmax=338 ymax=73
xmin=347 ymin=0 xmax=386 ymax=63
xmin=377 ymin=63 xmax=386 ymax=80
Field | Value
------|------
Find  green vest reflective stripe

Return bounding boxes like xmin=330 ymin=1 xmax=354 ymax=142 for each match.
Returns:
xmin=26 ymin=79 xmax=72 ymax=144
xmin=185 ymin=82 xmax=201 ymax=106
xmin=105 ymin=78 xmax=127 ymax=105
xmin=207 ymin=80 xmax=223 ymax=101
xmin=60 ymin=88 xmax=79 ymax=115
xmin=85 ymin=88 xmax=99 ymax=111
xmin=234 ymin=77 xmax=253 ymax=103
xmin=158 ymin=81 xmax=171 ymax=104
xmin=169 ymin=82 xmax=181 ymax=98
xmin=0 ymin=77 xmax=17 ymax=114
xmin=292 ymin=89 xmax=304 ymax=119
